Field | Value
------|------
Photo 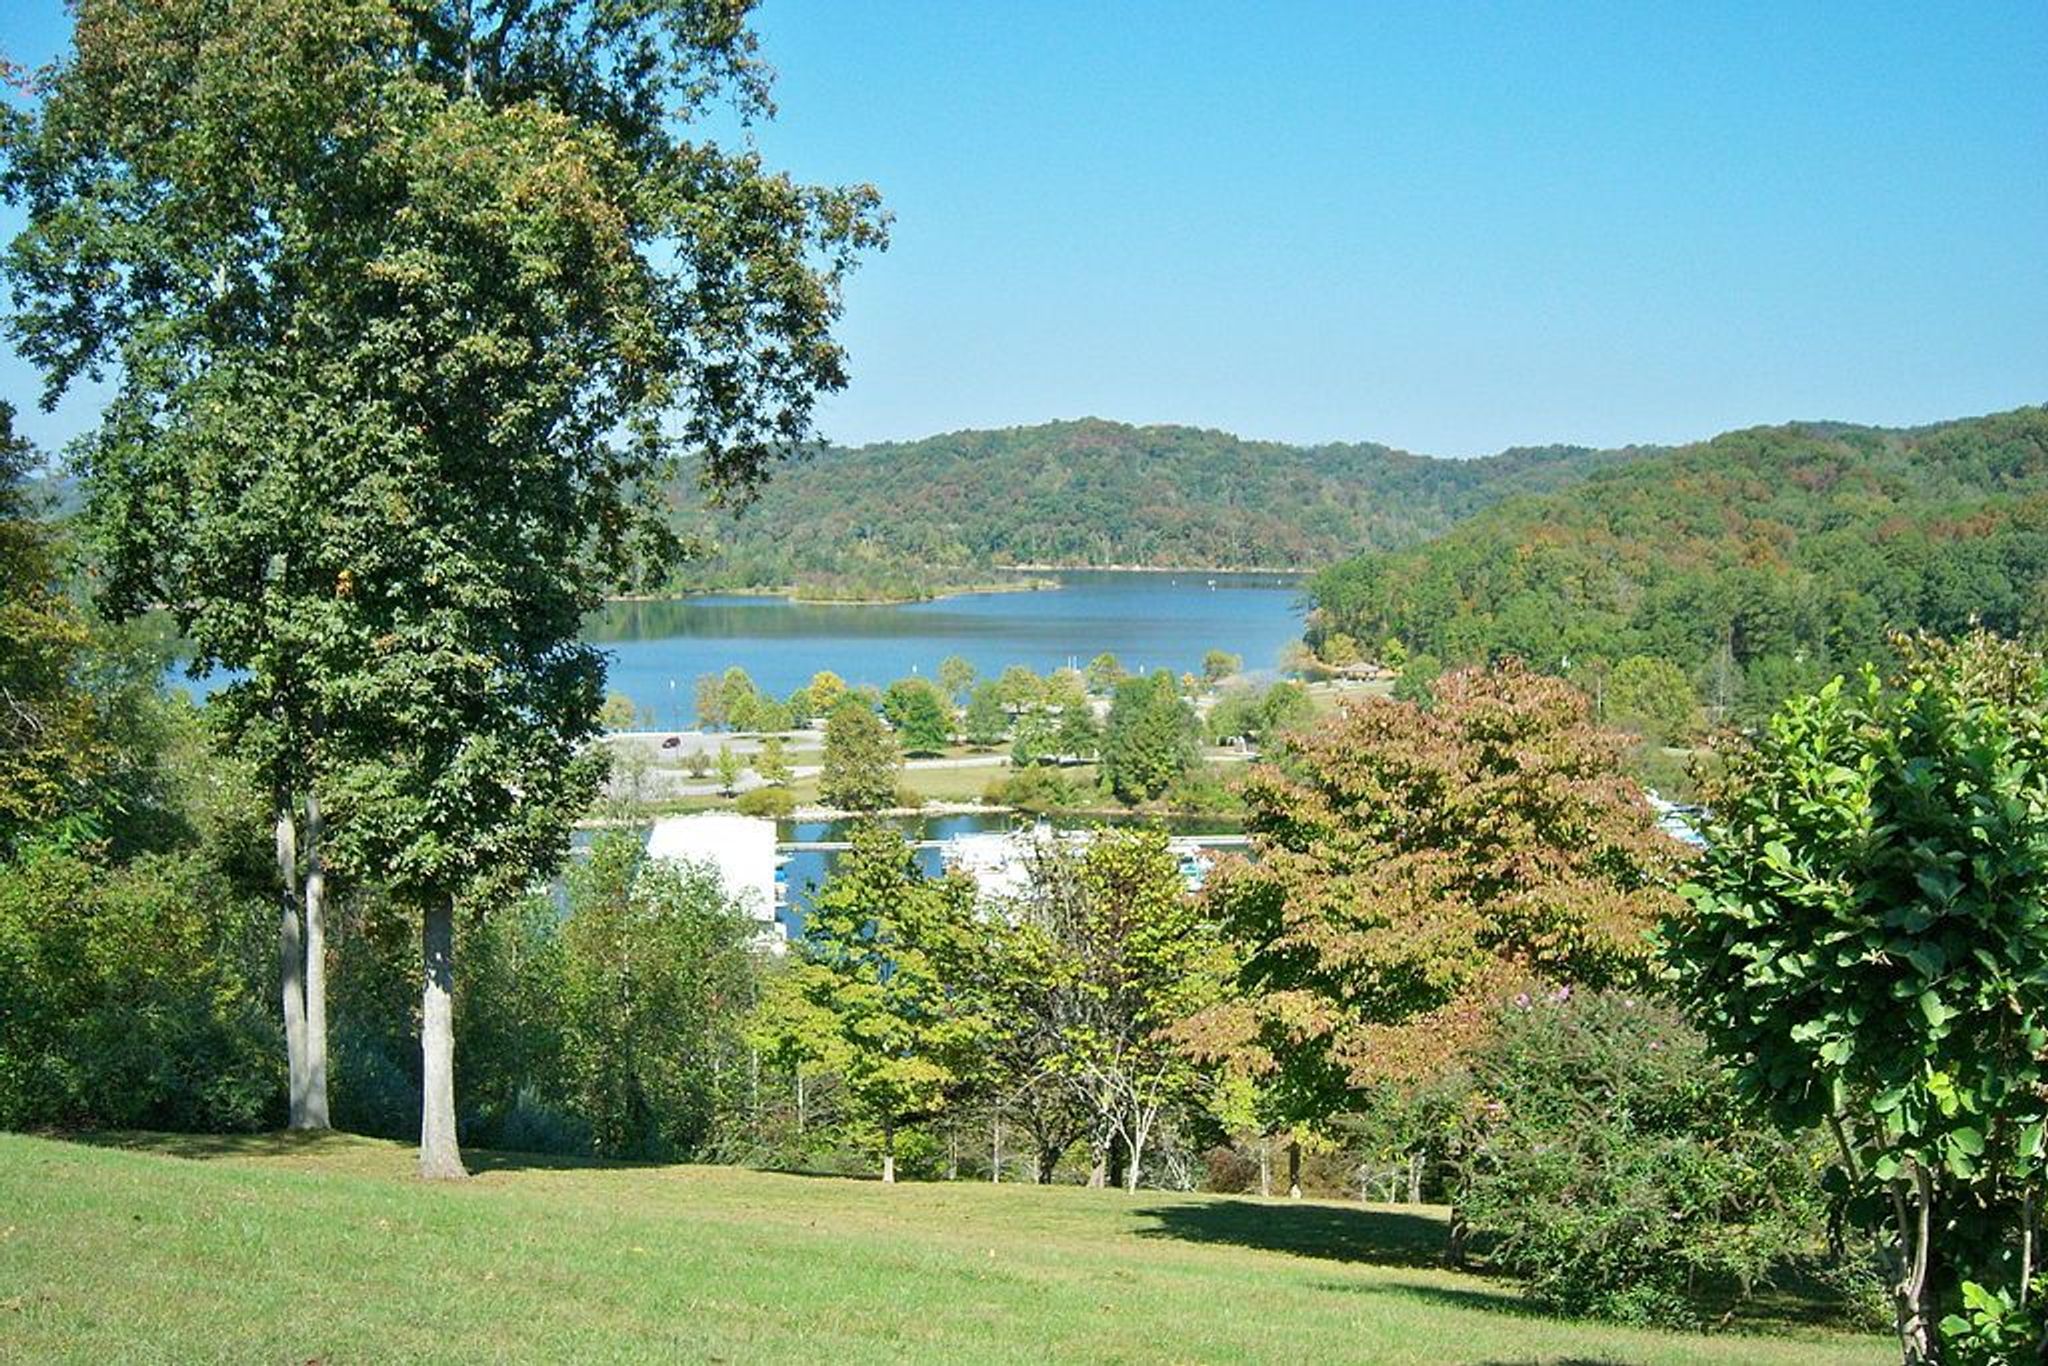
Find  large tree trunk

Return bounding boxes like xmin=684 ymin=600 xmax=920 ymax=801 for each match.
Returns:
xmin=1036 ymin=1144 xmax=1062 ymax=1185
xmin=1288 ymin=1140 xmax=1303 ymax=1200
xmin=1259 ymin=1138 xmax=1272 ymax=1197
xmin=275 ymin=808 xmax=309 ymax=1129
xmin=297 ymin=791 xmax=331 ymax=1130
xmin=418 ymin=903 xmax=466 ymax=1180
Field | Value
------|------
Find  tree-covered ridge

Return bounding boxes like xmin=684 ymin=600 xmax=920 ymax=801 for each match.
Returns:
xmin=673 ymin=418 xmax=1649 ymax=587
xmin=1307 ymin=406 xmax=2048 ymax=716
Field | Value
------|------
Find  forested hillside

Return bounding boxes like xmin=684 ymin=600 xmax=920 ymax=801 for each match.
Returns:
xmin=1307 ymin=406 xmax=2048 ymax=717
xmin=674 ymin=419 xmax=1646 ymax=591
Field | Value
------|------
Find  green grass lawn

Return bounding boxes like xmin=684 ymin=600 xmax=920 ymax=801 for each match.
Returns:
xmin=0 ymin=1131 xmax=1887 ymax=1365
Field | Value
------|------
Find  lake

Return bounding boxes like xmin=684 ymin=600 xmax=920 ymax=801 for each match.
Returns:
xmin=167 ymin=569 xmax=1306 ymax=719
xmin=587 ymin=569 xmax=1306 ymax=727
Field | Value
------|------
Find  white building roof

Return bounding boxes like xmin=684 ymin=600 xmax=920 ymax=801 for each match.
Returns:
xmin=645 ymin=813 xmax=787 ymax=951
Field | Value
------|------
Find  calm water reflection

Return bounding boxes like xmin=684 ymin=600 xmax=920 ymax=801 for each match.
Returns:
xmin=590 ymin=570 xmax=1305 ymax=726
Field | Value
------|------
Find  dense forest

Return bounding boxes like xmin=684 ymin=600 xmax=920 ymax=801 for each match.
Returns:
xmin=1307 ymin=406 xmax=2048 ymax=719
xmin=673 ymin=418 xmax=1648 ymax=590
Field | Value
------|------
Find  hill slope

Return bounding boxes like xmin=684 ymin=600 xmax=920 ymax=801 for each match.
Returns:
xmin=677 ymin=419 xmax=1647 ymax=590
xmin=1307 ymin=406 xmax=2048 ymax=712
xmin=0 ymin=1131 xmax=1881 ymax=1364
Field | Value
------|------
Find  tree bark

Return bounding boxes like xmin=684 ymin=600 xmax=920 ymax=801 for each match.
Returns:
xmin=418 ymin=903 xmax=466 ymax=1180
xmin=297 ymin=791 xmax=331 ymax=1130
xmin=1288 ymin=1140 xmax=1303 ymax=1200
xmin=881 ymin=1120 xmax=896 ymax=1184
xmin=1890 ymin=1168 xmax=1935 ymax=1365
xmin=990 ymin=1112 xmax=1002 ymax=1184
xmin=275 ymin=807 xmax=309 ymax=1130
xmin=1036 ymin=1145 xmax=1061 ymax=1185
xmin=1407 ymin=1149 xmax=1424 ymax=1204
xmin=1258 ymin=1138 xmax=1272 ymax=1198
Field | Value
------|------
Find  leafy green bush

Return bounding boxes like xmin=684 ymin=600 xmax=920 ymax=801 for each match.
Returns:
xmin=1458 ymin=989 xmax=1832 ymax=1328
xmin=983 ymin=766 xmax=1086 ymax=811
xmin=736 ymin=786 xmax=796 ymax=819
xmin=0 ymin=846 xmax=279 ymax=1131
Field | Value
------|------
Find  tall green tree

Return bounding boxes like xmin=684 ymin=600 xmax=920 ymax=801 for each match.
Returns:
xmin=720 ymin=666 xmax=763 ymax=733
xmin=1666 ymin=634 xmax=2048 ymax=1363
xmin=1085 ymin=652 xmax=1126 ymax=693
xmin=774 ymin=824 xmax=989 ymax=1181
xmin=937 ymin=655 xmax=977 ymax=705
xmin=1605 ymin=654 xmax=1699 ymax=744
xmin=1100 ymin=671 xmax=1200 ymax=803
xmin=998 ymin=830 xmax=1229 ymax=1190
xmin=561 ymin=834 xmax=761 ymax=1160
xmin=964 ymin=683 xmax=1009 ymax=748
xmin=994 ymin=664 xmax=1045 ymax=709
xmin=695 ymin=674 xmax=730 ymax=731
xmin=4 ymin=0 xmax=883 ymax=1176
xmin=820 ymin=698 xmax=900 ymax=812
xmin=754 ymin=736 xmax=793 ymax=786
xmin=1202 ymin=649 xmax=1242 ymax=685
xmin=881 ymin=677 xmax=950 ymax=756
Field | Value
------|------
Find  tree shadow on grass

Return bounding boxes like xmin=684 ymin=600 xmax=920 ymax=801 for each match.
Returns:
xmin=67 ymin=1129 xmax=646 ymax=1176
xmin=1133 ymin=1197 xmax=1448 ymax=1268
xmin=71 ymin=1129 xmax=362 ymax=1162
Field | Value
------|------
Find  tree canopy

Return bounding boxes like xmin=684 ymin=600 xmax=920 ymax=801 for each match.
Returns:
xmin=1308 ymin=408 xmax=2048 ymax=724
xmin=1666 ymin=633 xmax=2048 ymax=1361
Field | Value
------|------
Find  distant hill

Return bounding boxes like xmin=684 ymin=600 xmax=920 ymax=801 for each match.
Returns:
xmin=674 ymin=419 xmax=1650 ymax=592
xmin=1306 ymin=405 xmax=2048 ymax=716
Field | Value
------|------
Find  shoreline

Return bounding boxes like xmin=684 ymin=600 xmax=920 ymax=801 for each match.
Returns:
xmin=999 ymin=561 xmax=1309 ymax=576
xmin=605 ymin=577 xmax=1059 ymax=608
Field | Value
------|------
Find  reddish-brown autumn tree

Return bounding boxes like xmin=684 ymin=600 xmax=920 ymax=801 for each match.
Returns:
xmin=1192 ymin=662 xmax=1690 ymax=1121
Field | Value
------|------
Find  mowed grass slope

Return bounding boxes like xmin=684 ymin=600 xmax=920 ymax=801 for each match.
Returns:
xmin=0 ymin=1131 xmax=1886 ymax=1365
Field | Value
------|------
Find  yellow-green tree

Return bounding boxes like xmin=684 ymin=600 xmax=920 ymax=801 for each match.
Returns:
xmin=771 ymin=825 xmax=989 ymax=1181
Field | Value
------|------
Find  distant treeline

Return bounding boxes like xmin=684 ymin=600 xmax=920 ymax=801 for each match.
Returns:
xmin=668 ymin=418 xmax=1648 ymax=591
xmin=1306 ymin=406 xmax=2048 ymax=721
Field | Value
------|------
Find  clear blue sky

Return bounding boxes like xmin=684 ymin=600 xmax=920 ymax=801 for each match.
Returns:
xmin=2 ymin=1 xmax=2043 ymax=457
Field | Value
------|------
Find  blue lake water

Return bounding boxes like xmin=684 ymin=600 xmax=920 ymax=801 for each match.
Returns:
xmin=168 ymin=569 xmax=1307 ymax=720
xmin=588 ymin=569 xmax=1306 ymax=727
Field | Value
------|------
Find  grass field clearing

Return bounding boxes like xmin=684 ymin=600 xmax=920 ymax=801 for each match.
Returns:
xmin=0 ymin=1131 xmax=1888 ymax=1364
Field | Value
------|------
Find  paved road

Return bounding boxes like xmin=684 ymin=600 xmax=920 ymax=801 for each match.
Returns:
xmin=598 ymin=731 xmax=1254 ymax=803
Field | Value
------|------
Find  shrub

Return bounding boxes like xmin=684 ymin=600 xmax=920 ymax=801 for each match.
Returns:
xmin=736 ymin=786 xmax=796 ymax=819
xmin=1199 ymin=1144 xmax=1259 ymax=1194
xmin=1457 ymin=989 xmax=1832 ymax=1328
xmin=0 ymin=846 xmax=279 ymax=1132
xmin=984 ymin=766 xmax=1085 ymax=811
